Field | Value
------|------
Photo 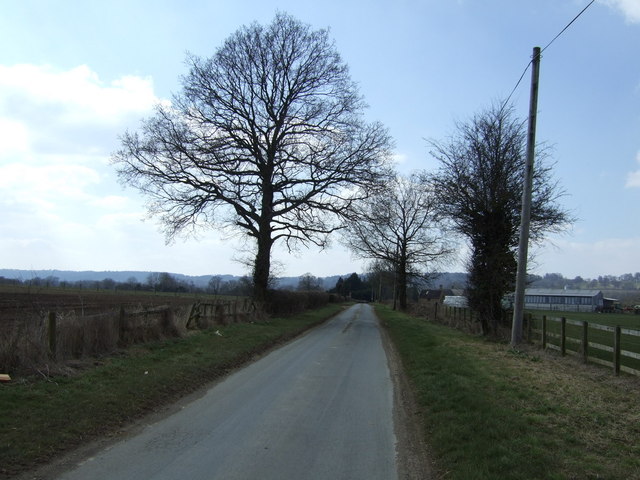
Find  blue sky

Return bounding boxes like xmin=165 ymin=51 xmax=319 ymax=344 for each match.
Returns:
xmin=1 ymin=0 xmax=639 ymax=279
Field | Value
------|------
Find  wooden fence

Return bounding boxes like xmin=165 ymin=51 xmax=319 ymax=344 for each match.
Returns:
xmin=532 ymin=315 xmax=640 ymax=376
xmin=41 ymin=299 xmax=257 ymax=362
xmin=424 ymin=302 xmax=640 ymax=377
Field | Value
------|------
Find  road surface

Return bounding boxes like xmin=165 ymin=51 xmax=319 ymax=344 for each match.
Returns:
xmin=57 ymin=303 xmax=398 ymax=480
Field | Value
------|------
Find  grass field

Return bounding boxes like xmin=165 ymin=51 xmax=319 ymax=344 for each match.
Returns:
xmin=528 ymin=310 xmax=640 ymax=373
xmin=378 ymin=304 xmax=640 ymax=480
xmin=528 ymin=310 xmax=640 ymax=329
xmin=0 ymin=303 xmax=343 ymax=478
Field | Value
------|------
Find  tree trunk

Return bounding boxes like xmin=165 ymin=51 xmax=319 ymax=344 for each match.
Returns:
xmin=253 ymin=231 xmax=272 ymax=304
xmin=252 ymin=164 xmax=275 ymax=304
xmin=397 ymin=255 xmax=408 ymax=311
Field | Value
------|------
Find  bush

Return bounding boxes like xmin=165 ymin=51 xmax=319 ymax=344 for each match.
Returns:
xmin=265 ymin=290 xmax=340 ymax=316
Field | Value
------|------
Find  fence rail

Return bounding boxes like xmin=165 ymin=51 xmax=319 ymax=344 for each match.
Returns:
xmin=531 ymin=315 xmax=640 ymax=377
xmin=422 ymin=301 xmax=640 ymax=378
xmin=1 ymin=299 xmax=258 ymax=372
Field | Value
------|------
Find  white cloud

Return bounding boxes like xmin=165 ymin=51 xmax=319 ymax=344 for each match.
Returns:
xmin=392 ymin=153 xmax=408 ymax=165
xmin=0 ymin=63 xmax=174 ymax=272
xmin=0 ymin=63 xmax=248 ymax=276
xmin=0 ymin=118 xmax=29 ymax=155
xmin=0 ymin=63 xmax=163 ymax=157
xmin=625 ymin=151 xmax=640 ymax=187
xmin=0 ymin=64 xmax=159 ymax=121
xmin=599 ymin=0 xmax=640 ymax=23
xmin=0 ymin=162 xmax=101 ymax=201
xmin=90 ymin=195 xmax=131 ymax=209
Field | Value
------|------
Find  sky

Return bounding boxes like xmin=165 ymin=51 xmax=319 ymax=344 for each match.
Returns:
xmin=1 ymin=0 xmax=639 ymax=280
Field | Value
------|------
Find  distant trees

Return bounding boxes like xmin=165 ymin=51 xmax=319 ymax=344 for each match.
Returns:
xmin=0 ymin=270 xmax=638 ymax=299
xmin=343 ymin=174 xmax=452 ymax=310
xmin=429 ymin=104 xmax=572 ymax=336
xmin=366 ymin=260 xmax=396 ymax=303
xmin=329 ymin=273 xmax=372 ymax=301
xmin=113 ymin=13 xmax=392 ymax=303
xmin=528 ymin=272 xmax=640 ymax=291
xmin=207 ymin=275 xmax=222 ymax=295
xmin=100 ymin=278 xmax=116 ymax=290
xmin=146 ymin=272 xmax=187 ymax=292
xmin=297 ymin=273 xmax=323 ymax=292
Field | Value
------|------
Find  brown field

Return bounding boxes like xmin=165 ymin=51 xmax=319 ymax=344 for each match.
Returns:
xmin=0 ymin=285 xmax=203 ymax=321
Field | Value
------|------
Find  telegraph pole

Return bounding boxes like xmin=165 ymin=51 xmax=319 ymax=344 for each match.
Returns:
xmin=511 ymin=46 xmax=541 ymax=346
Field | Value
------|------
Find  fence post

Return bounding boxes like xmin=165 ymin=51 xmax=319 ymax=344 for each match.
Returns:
xmin=581 ymin=320 xmax=588 ymax=364
xmin=119 ymin=305 xmax=127 ymax=343
xmin=560 ymin=317 xmax=566 ymax=356
xmin=542 ymin=315 xmax=547 ymax=349
xmin=48 ymin=311 xmax=57 ymax=357
xmin=434 ymin=302 xmax=438 ymax=321
xmin=613 ymin=325 xmax=621 ymax=376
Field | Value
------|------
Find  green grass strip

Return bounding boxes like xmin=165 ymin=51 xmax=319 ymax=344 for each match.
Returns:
xmin=0 ymin=304 xmax=343 ymax=478
xmin=377 ymin=304 xmax=640 ymax=480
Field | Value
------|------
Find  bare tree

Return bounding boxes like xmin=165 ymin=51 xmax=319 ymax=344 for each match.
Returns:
xmin=343 ymin=174 xmax=452 ymax=310
xmin=207 ymin=275 xmax=222 ymax=295
xmin=297 ymin=273 xmax=323 ymax=292
xmin=113 ymin=13 xmax=392 ymax=302
xmin=428 ymin=104 xmax=572 ymax=336
xmin=366 ymin=259 xmax=396 ymax=302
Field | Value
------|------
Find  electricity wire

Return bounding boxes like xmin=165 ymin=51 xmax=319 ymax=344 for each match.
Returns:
xmin=501 ymin=0 xmax=596 ymax=110
xmin=540 ymin=0 xmax=596 ymax=54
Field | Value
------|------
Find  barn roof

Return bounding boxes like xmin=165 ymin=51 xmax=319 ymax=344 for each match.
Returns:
xmin=525 ymin=288 xmax=602 ymax=297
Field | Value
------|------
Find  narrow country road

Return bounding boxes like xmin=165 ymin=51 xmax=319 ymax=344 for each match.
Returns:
xmin=57 ymin=304 xmax=398 ymax=480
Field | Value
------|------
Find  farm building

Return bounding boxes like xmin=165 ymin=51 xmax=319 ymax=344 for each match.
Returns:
xmin=523 ymin=288 xmax=612 ymax=312
xmin=420 ymin=288 xmax=454 ymax=301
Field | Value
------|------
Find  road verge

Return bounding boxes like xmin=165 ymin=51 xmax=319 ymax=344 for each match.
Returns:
xmin=376 ymin=304 xmax=640 ymax=480
xmin=2 ymin=304 xmax=344 ymax=479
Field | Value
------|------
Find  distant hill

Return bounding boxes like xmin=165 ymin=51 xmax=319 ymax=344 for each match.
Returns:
xmin=0 ymin=268 xmax=469 ymax=290
xmin=0 ymin=268 xmax=357 ymax=290
xmin=430 ymin=272 xmax=469 ymax=289
xmin=0 ymin=269 xmax=230 ymax=288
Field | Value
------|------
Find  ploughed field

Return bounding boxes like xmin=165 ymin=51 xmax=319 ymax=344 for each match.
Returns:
xmin=0 ymin=286 xmax=200 ymax=324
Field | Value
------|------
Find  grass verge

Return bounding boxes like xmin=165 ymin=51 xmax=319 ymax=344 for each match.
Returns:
xmin=377 ymin=304 xmax=640 ymax=480
xmin=0 ymin=303 xmax=344 ymax=478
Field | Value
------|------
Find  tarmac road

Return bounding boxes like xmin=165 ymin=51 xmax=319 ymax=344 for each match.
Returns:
xmin=56 ymin=303 xmax=398 ymax=480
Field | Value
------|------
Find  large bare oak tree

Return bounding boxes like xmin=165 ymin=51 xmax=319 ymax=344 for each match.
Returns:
xmin=113 ymin=13 xmax=393 ymax=302
xmin=428 ymin=104 xmax=571 ymax=336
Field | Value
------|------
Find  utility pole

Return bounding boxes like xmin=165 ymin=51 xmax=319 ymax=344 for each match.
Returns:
xmin=511 ymin=46 xmax=541 ymax=347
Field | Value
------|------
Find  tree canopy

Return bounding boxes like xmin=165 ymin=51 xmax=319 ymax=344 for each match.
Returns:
xmin=343 ymin=174 xmax=452 ymax=310
xmin=113 ymin=13 xmax=393 ymax=302
xmin=429 ymin=104 xmax=572 ymax=335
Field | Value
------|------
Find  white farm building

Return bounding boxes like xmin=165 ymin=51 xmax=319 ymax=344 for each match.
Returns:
xmin=523 ymin=288 xmax=611 ymax=313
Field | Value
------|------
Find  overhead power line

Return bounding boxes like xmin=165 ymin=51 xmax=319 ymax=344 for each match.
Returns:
xmin=541 ymin=0 xmax=596 ymax=54
xmin=501 ymin=0 xmax=596 ymax=109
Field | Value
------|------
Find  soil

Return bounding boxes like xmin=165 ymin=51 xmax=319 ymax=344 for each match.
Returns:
xmin=379 ymin=320 xmax=437 ymax=480
xmin=0 ymin=288 xmax=197 ymax=322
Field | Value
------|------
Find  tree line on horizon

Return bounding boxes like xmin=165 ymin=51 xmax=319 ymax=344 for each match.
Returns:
xmin=2 ymin=270 xmax=638 ymax=299
xmin=529 ymin=272 xmax=640 ymax=291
